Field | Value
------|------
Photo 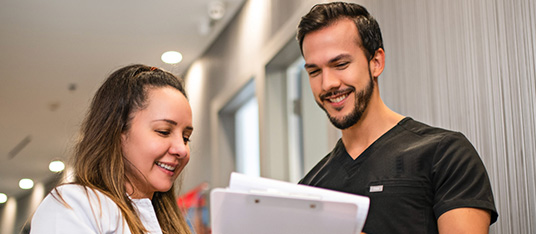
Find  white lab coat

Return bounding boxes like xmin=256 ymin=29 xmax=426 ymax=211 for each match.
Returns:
xmin=30 ymin=184 xmax=162 ymax=234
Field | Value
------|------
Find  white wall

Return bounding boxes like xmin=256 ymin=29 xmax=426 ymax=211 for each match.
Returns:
xmin=183 ymin=0 xmax=315 ymax=189
xmin=0 ymin=182 xmax=45 ymax=234
xmin=1 ymin=199 xmax=17 ymax=234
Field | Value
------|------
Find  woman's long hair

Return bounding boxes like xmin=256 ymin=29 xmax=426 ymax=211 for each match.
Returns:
xmin=71 ymin=64 xmax=191 ymax=234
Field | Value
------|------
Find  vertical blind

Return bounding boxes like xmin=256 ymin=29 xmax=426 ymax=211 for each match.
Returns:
xmin=358 ymin=0 xmax=535 ymax=233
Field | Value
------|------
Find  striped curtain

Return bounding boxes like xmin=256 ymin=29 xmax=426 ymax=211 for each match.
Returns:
xmin=354 ymin=0 xmax=536 ymax=233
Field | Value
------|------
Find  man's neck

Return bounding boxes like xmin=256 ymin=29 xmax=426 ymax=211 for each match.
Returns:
xmin=341 ymin=98 xmax=404 ymax=159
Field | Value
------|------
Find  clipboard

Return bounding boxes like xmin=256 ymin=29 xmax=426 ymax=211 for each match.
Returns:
xmin=210 ymin=173 xmax=370 ymax=234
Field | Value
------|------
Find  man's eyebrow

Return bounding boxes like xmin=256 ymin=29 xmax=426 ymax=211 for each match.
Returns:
xmin=328 ymin=54 xmax=352 ymax=64
xmin=304 ymin=63 xmax=317 ymax=69
xmin=304 ymin=54 xmax=352 ymax=69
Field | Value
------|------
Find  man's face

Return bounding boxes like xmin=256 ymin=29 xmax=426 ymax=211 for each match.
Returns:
xmin=302 ymin=18 xmax=375 ymax=129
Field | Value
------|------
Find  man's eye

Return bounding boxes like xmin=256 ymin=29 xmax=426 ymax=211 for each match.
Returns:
xmin=336 ymin=62 xmax=349 ymax=68
xmin=308 ymin=69 xmax=320 ymax=76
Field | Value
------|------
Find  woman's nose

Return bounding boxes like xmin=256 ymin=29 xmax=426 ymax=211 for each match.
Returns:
xmin=169 ymin=138 xmax=189 ymax=158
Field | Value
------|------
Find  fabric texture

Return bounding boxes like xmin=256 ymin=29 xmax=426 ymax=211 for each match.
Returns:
xmin=30 ymin=184 xmax=162 ymax=234
xmin=299 ymin=117 xmax=497 ymax=234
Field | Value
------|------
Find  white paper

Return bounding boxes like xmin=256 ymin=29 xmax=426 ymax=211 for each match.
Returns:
xmin=210 ymin=172 xmax=370 ymax=234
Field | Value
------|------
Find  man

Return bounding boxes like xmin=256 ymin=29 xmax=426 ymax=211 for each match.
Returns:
xmin=296 ymin=2 xmax=497 ymax=234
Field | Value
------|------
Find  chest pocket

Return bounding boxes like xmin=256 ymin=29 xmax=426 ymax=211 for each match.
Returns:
xmin=364 ymin=179 xmax=434 ymax=234
xmin=367 ymin=179 xmax=427 ymax=194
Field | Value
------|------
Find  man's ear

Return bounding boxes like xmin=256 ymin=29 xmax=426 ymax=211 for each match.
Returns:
xmin=369 ymin=48 xmax=385 ymax=78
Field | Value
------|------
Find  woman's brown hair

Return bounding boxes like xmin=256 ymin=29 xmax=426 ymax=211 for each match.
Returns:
xmin=69 ymin=64 xmax=191 ymax=234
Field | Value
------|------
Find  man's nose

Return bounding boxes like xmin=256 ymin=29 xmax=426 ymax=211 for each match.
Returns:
xmin=321 ymin=69 xmax=341 ymax=91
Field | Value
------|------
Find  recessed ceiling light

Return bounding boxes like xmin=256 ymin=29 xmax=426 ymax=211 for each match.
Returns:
xmin=19 ymin=178 xmax=34 ymax=190
xmin=0 ymin=193 xmax=7 ymax=203
xmin=49 ymin=160 xmax=65 ymax=173
xmin=161 ymin=51 xmax=183 ymax=64
xmin=208 ymin=1 xmax=226 ymax=21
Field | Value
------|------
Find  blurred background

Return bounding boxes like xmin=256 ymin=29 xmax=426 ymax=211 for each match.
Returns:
xmin=1 ymin=0 xmax=535 ymax=233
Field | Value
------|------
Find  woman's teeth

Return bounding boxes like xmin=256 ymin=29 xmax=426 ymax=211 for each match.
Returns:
xmin=329 ymin=94 xmax=348 ymax=103
xmin=156 ymin=162 xmax=176 ymax=172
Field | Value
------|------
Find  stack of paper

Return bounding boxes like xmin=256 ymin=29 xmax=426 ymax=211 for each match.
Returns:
xmin=210 ymin=172 xmax=369 ymax=234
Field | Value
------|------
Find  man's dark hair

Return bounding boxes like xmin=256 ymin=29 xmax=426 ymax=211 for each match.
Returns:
xmin=297 ymin=2 xmax=383 ymax=60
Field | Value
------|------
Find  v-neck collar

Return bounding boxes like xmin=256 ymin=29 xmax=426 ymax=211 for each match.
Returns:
xmin=335 ymin=117 xmax=412 ymax=172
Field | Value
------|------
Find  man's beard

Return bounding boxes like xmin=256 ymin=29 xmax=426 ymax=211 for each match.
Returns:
xmin=317 ymin=73 xmax=374 ymax=130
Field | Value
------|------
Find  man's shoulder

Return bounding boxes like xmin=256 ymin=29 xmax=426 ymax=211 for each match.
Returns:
xmin=391 ymin=118 xmax=479 ymax=158
xmin=398 ymin=117 xmax=465 ymax=140
xmin=299 ymin=139 xmax=347 ymax=185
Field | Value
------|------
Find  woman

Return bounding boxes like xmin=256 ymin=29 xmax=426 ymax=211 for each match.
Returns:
xmin=31 ymin=64 xmax=193 ymax=234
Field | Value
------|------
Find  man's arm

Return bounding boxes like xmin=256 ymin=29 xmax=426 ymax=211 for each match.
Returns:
xmin=438 ymin=207 xmax=491 ymax=234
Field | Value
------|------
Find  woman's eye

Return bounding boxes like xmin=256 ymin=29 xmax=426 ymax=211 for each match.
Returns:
xmin=156 ymin=130 xmax=170 ymax=136
xmin=183 ymin=137 xmax=191 ymax=144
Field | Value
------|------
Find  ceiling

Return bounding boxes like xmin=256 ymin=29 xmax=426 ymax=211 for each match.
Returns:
xmin=0 ymin=0 xmax=245 ymax=199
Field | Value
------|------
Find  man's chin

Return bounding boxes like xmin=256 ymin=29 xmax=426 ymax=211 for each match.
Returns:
xmin=327 ymin=115 xmax=351 ymax=130
xmin=327 ymin=109 xmax=363 ymax=130
xmin=324 ymin=104 xmax=348 ymax=115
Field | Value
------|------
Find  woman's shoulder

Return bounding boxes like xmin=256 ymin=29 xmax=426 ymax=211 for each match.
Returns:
xmin=31 ymin=184 xmax=126 ymax=233
xmin=53 ymin=184 xmax=106 ymax=199
xmin=52 ymin=184 xmax=120 ymax=212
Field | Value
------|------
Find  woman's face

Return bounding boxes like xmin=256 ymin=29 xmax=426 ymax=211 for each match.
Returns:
xmin=121 ymin=86 xmax=193 ymax=199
